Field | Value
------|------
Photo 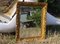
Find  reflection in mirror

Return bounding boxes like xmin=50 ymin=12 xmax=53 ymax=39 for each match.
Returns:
xmin=19 ymin=6 xmax=42 ymax=38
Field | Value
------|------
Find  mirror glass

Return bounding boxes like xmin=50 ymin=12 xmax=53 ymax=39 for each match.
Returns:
xmin=19 ymin=6 xmax=42 ymax=38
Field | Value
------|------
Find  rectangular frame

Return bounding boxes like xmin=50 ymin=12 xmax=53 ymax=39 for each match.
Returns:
xmin=16 ymin=2 xmax=47 ymax=42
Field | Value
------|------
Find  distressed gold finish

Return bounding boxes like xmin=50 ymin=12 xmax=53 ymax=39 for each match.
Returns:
xmin=40 ymin=4 xmax=47 ymax=39
xmin=16 ymin=2 xmax=47 ymax=42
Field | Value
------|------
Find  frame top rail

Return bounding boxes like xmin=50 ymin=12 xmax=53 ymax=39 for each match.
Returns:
xmin=17 ymin=2 xmax=47 ymax=7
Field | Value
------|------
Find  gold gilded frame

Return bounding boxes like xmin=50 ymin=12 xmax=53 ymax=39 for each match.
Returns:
xmin=16 ymin=2 xmax=47 ymax=42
